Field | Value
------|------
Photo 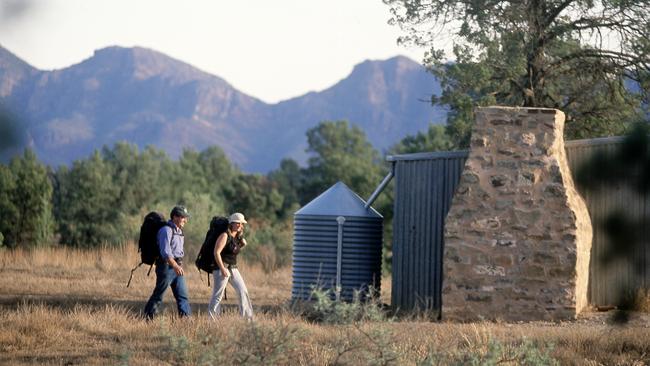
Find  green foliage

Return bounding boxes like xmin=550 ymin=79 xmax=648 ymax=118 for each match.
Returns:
xmin=52 ymin=143 xmax=237 ymax=248
xmin=102 ymin=143 xmax=166 ymax=214
xmin=308 ymin=287 xmax=387 ymax=325
xmin=0 ymin=164 xmax=17 ymax=247
xmin=300 ymin=120 xmax=385 ymax=204
xmin=198 ymin=146 xmax=238 ymax=195
xmin=389 ymin=123 xmax=456 ymax=154
xmin=419 ymin=338 xmax=558 ymax=366
xmin=235 ymin=321 xmax=302 ymax=365
xmin=267 ymin=158 xmax=302 ymax=218
xmin=306 ymin=287 xmax=398 ymax=365
xmin=243 ymin=219 xmax=293 ymax=273
xmin=385 ymin=0 xmax=650 ymax=145
xmin=54 ymin=144 xmax=162 ymax=247
xmin=355 ymin=324 xmax=399 ymax=366
xmin=2 ymin=149 xmax=54 ymax=247
xmin=7 ymin=121 xmax=392 ymax=274
xmin=54 ymin=151 xmax=121 ymax=247
xmin=224 ymin=174 xmax=284 ymax=221
xmin=160 ymin=319 xmax=301 ymax=366
xmin=160 ymin=317 xmax=198 ymax=365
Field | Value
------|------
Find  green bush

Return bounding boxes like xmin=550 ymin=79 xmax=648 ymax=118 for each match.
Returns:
xmin=418 ymin=338 xmax=558 ymax=366
xmin=159 ymin=319 xmax=300 ymax=366
xmin=243 ymin=220 xmax=292 ymax=272
xmin=308 ymin=286 xmax=387 ymax=325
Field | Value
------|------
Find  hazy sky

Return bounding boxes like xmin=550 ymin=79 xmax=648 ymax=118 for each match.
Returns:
xmin=0 ymin=0 xmax=426 ymax=103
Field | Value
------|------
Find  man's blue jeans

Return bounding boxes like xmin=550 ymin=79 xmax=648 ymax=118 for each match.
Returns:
xmin=144 ymin=261 xmax=191 ymax=318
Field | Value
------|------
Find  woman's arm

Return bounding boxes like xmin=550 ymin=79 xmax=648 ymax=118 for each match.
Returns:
xmin=213 ymin=232 xmax=229 ymax=278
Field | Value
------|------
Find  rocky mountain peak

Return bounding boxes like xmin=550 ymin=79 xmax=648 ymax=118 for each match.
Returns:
xmin=0 ymin=45 xmax=444 ymax=172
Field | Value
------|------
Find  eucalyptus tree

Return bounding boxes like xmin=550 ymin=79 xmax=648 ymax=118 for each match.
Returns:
xmin=385 ymin=0 xmax=650 ymax=144
xmin=0 ymin=164 xmax=16 ymax=246
xmin=389 ymin=123 xmax=455 ymax=154
xmin=4 ymin=149 xmax=54 ymax=247
xmin=55 ymin=151 xmax=121 ymax=247
xmin=301 ymin=120 xmax=384 ymax=203
xmin=267 ymin=158 xmax=303 ymax=218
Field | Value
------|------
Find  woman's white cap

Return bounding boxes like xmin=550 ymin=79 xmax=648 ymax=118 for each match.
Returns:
xmin=228 ymin=212 xmax=247 ymax=224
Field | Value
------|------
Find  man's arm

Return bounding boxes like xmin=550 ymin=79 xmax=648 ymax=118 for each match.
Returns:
xmin=157 ymin=226 xmax=184 ymax=276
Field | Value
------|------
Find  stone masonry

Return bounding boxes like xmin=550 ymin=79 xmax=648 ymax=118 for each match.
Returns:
xmin=443 ymin=107 xmax=592 ymax=321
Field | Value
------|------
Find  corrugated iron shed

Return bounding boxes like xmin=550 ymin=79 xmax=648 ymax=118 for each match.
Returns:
xmin=389 ymin=136 xmax=649 ymax=314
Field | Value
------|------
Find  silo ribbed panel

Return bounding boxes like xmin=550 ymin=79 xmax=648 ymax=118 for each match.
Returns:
xmin=292 ymin=182 xmax=383 ymax=301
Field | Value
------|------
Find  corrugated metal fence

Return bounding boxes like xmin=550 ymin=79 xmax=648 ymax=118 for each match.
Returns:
xmin=389 ymin=136 xmax=649 ymax=314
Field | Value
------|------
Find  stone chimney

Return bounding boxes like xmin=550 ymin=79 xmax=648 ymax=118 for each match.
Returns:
xmin=443 ymin=107 xmax=592 ymax=321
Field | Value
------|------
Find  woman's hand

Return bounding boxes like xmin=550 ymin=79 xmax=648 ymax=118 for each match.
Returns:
xmin=220 ymin=267 xmax=229 ymax=278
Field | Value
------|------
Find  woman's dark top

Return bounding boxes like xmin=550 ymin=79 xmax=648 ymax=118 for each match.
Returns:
xmin=220 ymin=233 xmax=242 ymax=266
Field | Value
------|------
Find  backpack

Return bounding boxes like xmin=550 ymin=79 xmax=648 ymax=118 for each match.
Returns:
xmin=195 ymin=216 xmax=229 ymax=286
xmin=127 ymin=211 xmax=168 ymax=287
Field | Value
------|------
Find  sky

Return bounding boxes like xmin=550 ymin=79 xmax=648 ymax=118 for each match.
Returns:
xmin=0 ymin=0 xmax=426 ymax=104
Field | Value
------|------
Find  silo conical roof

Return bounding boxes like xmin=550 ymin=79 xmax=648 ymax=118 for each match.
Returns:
xmin=295 ymin=181 xmax=382 ymax=218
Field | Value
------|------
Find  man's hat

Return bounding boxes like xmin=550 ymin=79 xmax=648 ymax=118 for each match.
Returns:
xmin=171 ymin=205 xmax=191 ymax=218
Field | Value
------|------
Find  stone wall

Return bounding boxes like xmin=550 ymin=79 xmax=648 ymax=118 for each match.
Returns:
xmin=442 ymin=107 xmax=592 ymax=321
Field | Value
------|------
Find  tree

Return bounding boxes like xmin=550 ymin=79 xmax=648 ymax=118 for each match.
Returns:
xmin=4 ymin=149 xmax=54 ymax=247
xmin=198 ymin=146 xmax=238 ymax=202
xmin=224 ymin=174 xmax=284 ymax=222
xmin=301 ymin=120 xmax=385 ymax=203
xmin=388 ymin=123 xmax=455 ymax=154
xmin=268 ymin=158 xmax=303 ymax=218
xmin=102 ymin=142 xmax=162 ymax=215
xmin=173 ymin=149 xmax=209 ymax=198
xmin=54 ymin=151 xmax=121 ymax=247
xmin=0 ymin=164 xmax=17 ymax=246
xmin=385 ymin=0 xmax=650 ymax=144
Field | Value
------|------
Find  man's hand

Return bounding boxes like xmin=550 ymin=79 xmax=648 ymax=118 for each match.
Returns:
xmin=168 ymin=257 xmax=184 ymax=276
xmin=173 ymin=264 xmax=184 ymax=276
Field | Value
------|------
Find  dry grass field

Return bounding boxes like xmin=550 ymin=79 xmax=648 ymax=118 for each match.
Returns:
xmin=1 ymin=245 xmax=649 ymax=365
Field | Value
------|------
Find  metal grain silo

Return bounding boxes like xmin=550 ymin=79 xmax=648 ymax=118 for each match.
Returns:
xmin=292 ymin=181 xmax=383 ymax=301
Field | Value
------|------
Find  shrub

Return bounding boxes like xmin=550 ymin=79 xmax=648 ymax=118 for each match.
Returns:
xmin=234 ymin=321 xmax=302 ymax=365
xmin=308 ymin=286 xmax=387 ymax=325
xmin=418 ymin=338 xmax=558 ymax=366
xmin=158 ymin=319 xmax=300 ymax=366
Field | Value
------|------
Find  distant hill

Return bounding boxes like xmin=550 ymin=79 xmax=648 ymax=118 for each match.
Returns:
xmin=0 ymin=45 xmax=446 ymax=172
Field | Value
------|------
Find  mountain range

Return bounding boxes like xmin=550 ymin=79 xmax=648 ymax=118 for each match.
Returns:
xmin=0 ymin=45 xmax=445 ymax=172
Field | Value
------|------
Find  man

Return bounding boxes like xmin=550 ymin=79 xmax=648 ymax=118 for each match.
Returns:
xmin=143 ymin=205 xmax=191 ymax=319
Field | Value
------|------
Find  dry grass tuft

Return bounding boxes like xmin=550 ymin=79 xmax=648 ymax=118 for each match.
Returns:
xmin=0 ymin=245 xmax=649 ymax=365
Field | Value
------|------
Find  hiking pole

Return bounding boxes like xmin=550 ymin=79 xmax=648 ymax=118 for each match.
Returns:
xmin=127 ymin=262 xmax=144 ymax=288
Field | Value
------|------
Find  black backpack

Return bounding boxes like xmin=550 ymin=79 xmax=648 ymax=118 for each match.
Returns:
xmin=127 ymin=211 xmax=168 ymax=287
xmin=195 ymin=216 xmax=229 ymax=286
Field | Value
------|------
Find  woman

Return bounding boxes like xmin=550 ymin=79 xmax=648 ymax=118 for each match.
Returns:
xmin=207 ymin=212 xmax=253 ymax=320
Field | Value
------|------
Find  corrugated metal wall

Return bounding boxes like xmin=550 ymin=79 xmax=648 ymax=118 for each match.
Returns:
xmin=565 ymin=137 xmax=650 ymax=306
xmin=390 ymin=136 xmax=649 ymax=313
xmin=388 ymin=151 xmax=467 ymax=314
